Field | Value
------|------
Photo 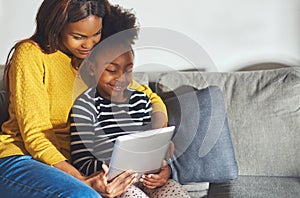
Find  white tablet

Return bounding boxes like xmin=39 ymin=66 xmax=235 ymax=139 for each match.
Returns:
xmin=107 ymin=126 xmax=175 ymax=181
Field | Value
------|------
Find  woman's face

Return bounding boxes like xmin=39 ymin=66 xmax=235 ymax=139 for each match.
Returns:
xmin=60 ymin=15 xmax=102 ymax=59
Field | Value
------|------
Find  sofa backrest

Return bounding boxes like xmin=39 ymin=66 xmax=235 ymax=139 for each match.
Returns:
xmin=0 ymin=65 xmax=7 ymax=128
xmin=153 ymin=67 xmax=300 ymax=177
xmin=0 ymin=65 xmax=4 ymax=90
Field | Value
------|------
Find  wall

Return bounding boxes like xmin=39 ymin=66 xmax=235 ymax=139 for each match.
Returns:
xmin=0 ymin=0 xmax=42 ymax=64
xmin=1 ymin=0 xmax=300 ymax=71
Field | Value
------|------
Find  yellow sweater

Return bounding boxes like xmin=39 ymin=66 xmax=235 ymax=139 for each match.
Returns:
xmin=0 ymin=42 xmax=167 ymax=165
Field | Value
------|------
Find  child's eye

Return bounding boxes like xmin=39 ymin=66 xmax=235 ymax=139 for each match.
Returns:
xmin=125 ymin=69 xmax=133 ymax=74
xmin=105 ymin=68 xmax=116 ymax=73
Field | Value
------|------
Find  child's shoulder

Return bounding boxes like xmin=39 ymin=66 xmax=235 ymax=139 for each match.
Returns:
xmin=73 ymin=87 xmax=97 ymax=104
xmin=127 ymin=88 xmax=150 ymax=100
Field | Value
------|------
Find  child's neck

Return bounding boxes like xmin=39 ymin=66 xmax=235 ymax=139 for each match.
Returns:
xmin=98 ymin=89 xmax=130 ymax=103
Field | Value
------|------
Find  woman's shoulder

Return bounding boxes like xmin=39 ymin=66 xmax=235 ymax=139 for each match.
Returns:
xmin=11 ymin=41 xmax=45 ymax=63
xmin=15 ymin=40 xmax=43 ymax=54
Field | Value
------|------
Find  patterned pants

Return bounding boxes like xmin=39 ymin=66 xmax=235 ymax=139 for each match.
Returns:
xmin=117 ymin=179 xmax=190 ymax=198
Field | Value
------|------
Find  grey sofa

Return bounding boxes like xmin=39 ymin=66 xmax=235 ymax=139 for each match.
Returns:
xmin=1 ymin=65 xmax=299 ymax=197
xmin=147 ymin=66 xmax=300 ymax=198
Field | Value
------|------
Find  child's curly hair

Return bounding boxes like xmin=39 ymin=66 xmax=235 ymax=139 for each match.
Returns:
xmin=79 ymin=4 xmax=139 ymax=87
xmin=101 ymin=4 xmax=139 ymax=44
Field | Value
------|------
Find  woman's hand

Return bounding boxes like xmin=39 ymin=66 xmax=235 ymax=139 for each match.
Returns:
xmin=53 ymin=161 xmax=137 ymax=197
xmin=139 ymin=160 xmax=171 ymax=189
xmin=86 ymin=164 xmax=137 ymax=198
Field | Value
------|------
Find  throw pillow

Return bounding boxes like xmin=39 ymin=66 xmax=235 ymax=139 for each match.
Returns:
xmin=164 ymin=85 xmax=238 ymax=184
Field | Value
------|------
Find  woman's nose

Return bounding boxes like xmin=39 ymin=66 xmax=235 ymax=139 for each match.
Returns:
xmin=82 ymin=38 xmax=97 ymax=49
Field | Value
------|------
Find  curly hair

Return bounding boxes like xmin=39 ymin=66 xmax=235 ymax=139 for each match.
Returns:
xmin=101 ymin=4 xmax=139 ymax=44
xmin=79 ymin=5 xmax=139 ymax=87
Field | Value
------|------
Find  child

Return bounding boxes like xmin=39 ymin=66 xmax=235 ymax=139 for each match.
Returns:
xmin=69 ymin=11 xmax=190 ymax=198
xmin=70 ymin=38 xmax=153 ymax=176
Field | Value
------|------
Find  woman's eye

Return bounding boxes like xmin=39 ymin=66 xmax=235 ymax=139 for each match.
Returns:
xmin=94 ymin=30 xmax=102 ymax=36
xmin=73 ymin=36 xmax=84 ymax=40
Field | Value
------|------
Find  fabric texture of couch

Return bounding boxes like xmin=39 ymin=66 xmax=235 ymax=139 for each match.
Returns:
xmin=150 ymin=66 xmax=300 ymax=197
xmin=0 ymin=65 xmax=299 ymax=197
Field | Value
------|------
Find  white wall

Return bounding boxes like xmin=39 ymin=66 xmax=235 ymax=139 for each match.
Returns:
xmin=1 ymin=0 xmax=300 ymax=71
xmin=0 ymin=0 xmax=43 ymax=64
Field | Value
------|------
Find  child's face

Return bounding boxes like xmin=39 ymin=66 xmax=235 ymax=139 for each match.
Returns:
xmin=96 ymin=50 xmax=134 ymax=102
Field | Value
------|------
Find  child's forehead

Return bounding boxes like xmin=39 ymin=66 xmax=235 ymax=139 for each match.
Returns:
xmin=93 ymin=43 xmax=133 ymax=61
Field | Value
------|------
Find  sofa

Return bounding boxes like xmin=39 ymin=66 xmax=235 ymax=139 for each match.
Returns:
xmin=1 ymin=65 xmax=300 ymax=197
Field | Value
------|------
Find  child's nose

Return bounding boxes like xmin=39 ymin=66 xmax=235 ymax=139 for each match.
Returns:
xmin=115 ymin=72 xmax=126 ymax=82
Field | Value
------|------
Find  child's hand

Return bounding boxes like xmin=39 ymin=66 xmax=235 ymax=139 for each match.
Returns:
xmin=139 ymin=160 xmax=171 ymax=189
xmin=165 ymin=141 xmax=174 ymax=159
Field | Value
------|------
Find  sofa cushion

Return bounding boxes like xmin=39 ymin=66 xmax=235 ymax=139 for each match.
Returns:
xmin=208 ymin=175 xmax=300 ymax=198
xmin=156 ymin=67 xmax=300 ymax=177
xmin=165 ymin=85 xmax=238 ymax=183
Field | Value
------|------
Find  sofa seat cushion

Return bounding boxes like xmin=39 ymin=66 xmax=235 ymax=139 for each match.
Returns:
xmin=183 ymin=182 xmax=209 ymax=198
xmin=208 ymin=175 xmax=300 ymax=198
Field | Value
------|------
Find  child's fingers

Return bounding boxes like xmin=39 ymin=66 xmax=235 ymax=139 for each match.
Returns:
xmin=140 ymin=174 xmax=163 ymax=188
xmin=140 ymin=176 xmax=161 ymax=189
xmin=141 ymin=174 xmax=160 ymax=182
xmin=165 ymin=141 xmax=174 ymax=159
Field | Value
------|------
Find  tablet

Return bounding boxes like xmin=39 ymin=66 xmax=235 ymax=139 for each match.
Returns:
xmin=107 ymin=126 xmax=175 ymax=181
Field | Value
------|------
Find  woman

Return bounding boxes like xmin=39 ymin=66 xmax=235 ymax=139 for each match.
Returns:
xmin=0 ymin=0 xmax=167 ymax=197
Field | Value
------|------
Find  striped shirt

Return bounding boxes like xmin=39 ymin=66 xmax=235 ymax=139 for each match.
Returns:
xmin=70 ymin=87 xmax=152 ymax=176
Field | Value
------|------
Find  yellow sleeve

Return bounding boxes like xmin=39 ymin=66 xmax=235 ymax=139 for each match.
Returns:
xmin=9 ymin=43 xmax=66 ymax=165
xmin=128 ymin=80 xmax=168 ymax=121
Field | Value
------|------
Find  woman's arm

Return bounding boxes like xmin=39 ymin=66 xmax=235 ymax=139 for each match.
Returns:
xmin=9 ymin=42 xmax=67 ymax=164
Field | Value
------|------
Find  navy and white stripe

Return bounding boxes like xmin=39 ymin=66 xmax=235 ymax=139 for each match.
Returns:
xmin=70 ymin=87 xmax=152 ymax=176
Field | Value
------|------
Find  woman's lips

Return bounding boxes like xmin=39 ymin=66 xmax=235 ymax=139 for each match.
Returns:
xmin=79 ymin=49 xmax=91 ymax=55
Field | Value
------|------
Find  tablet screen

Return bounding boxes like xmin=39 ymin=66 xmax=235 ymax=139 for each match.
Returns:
xmin=107 ymin=126 xmax=175 ymax=181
